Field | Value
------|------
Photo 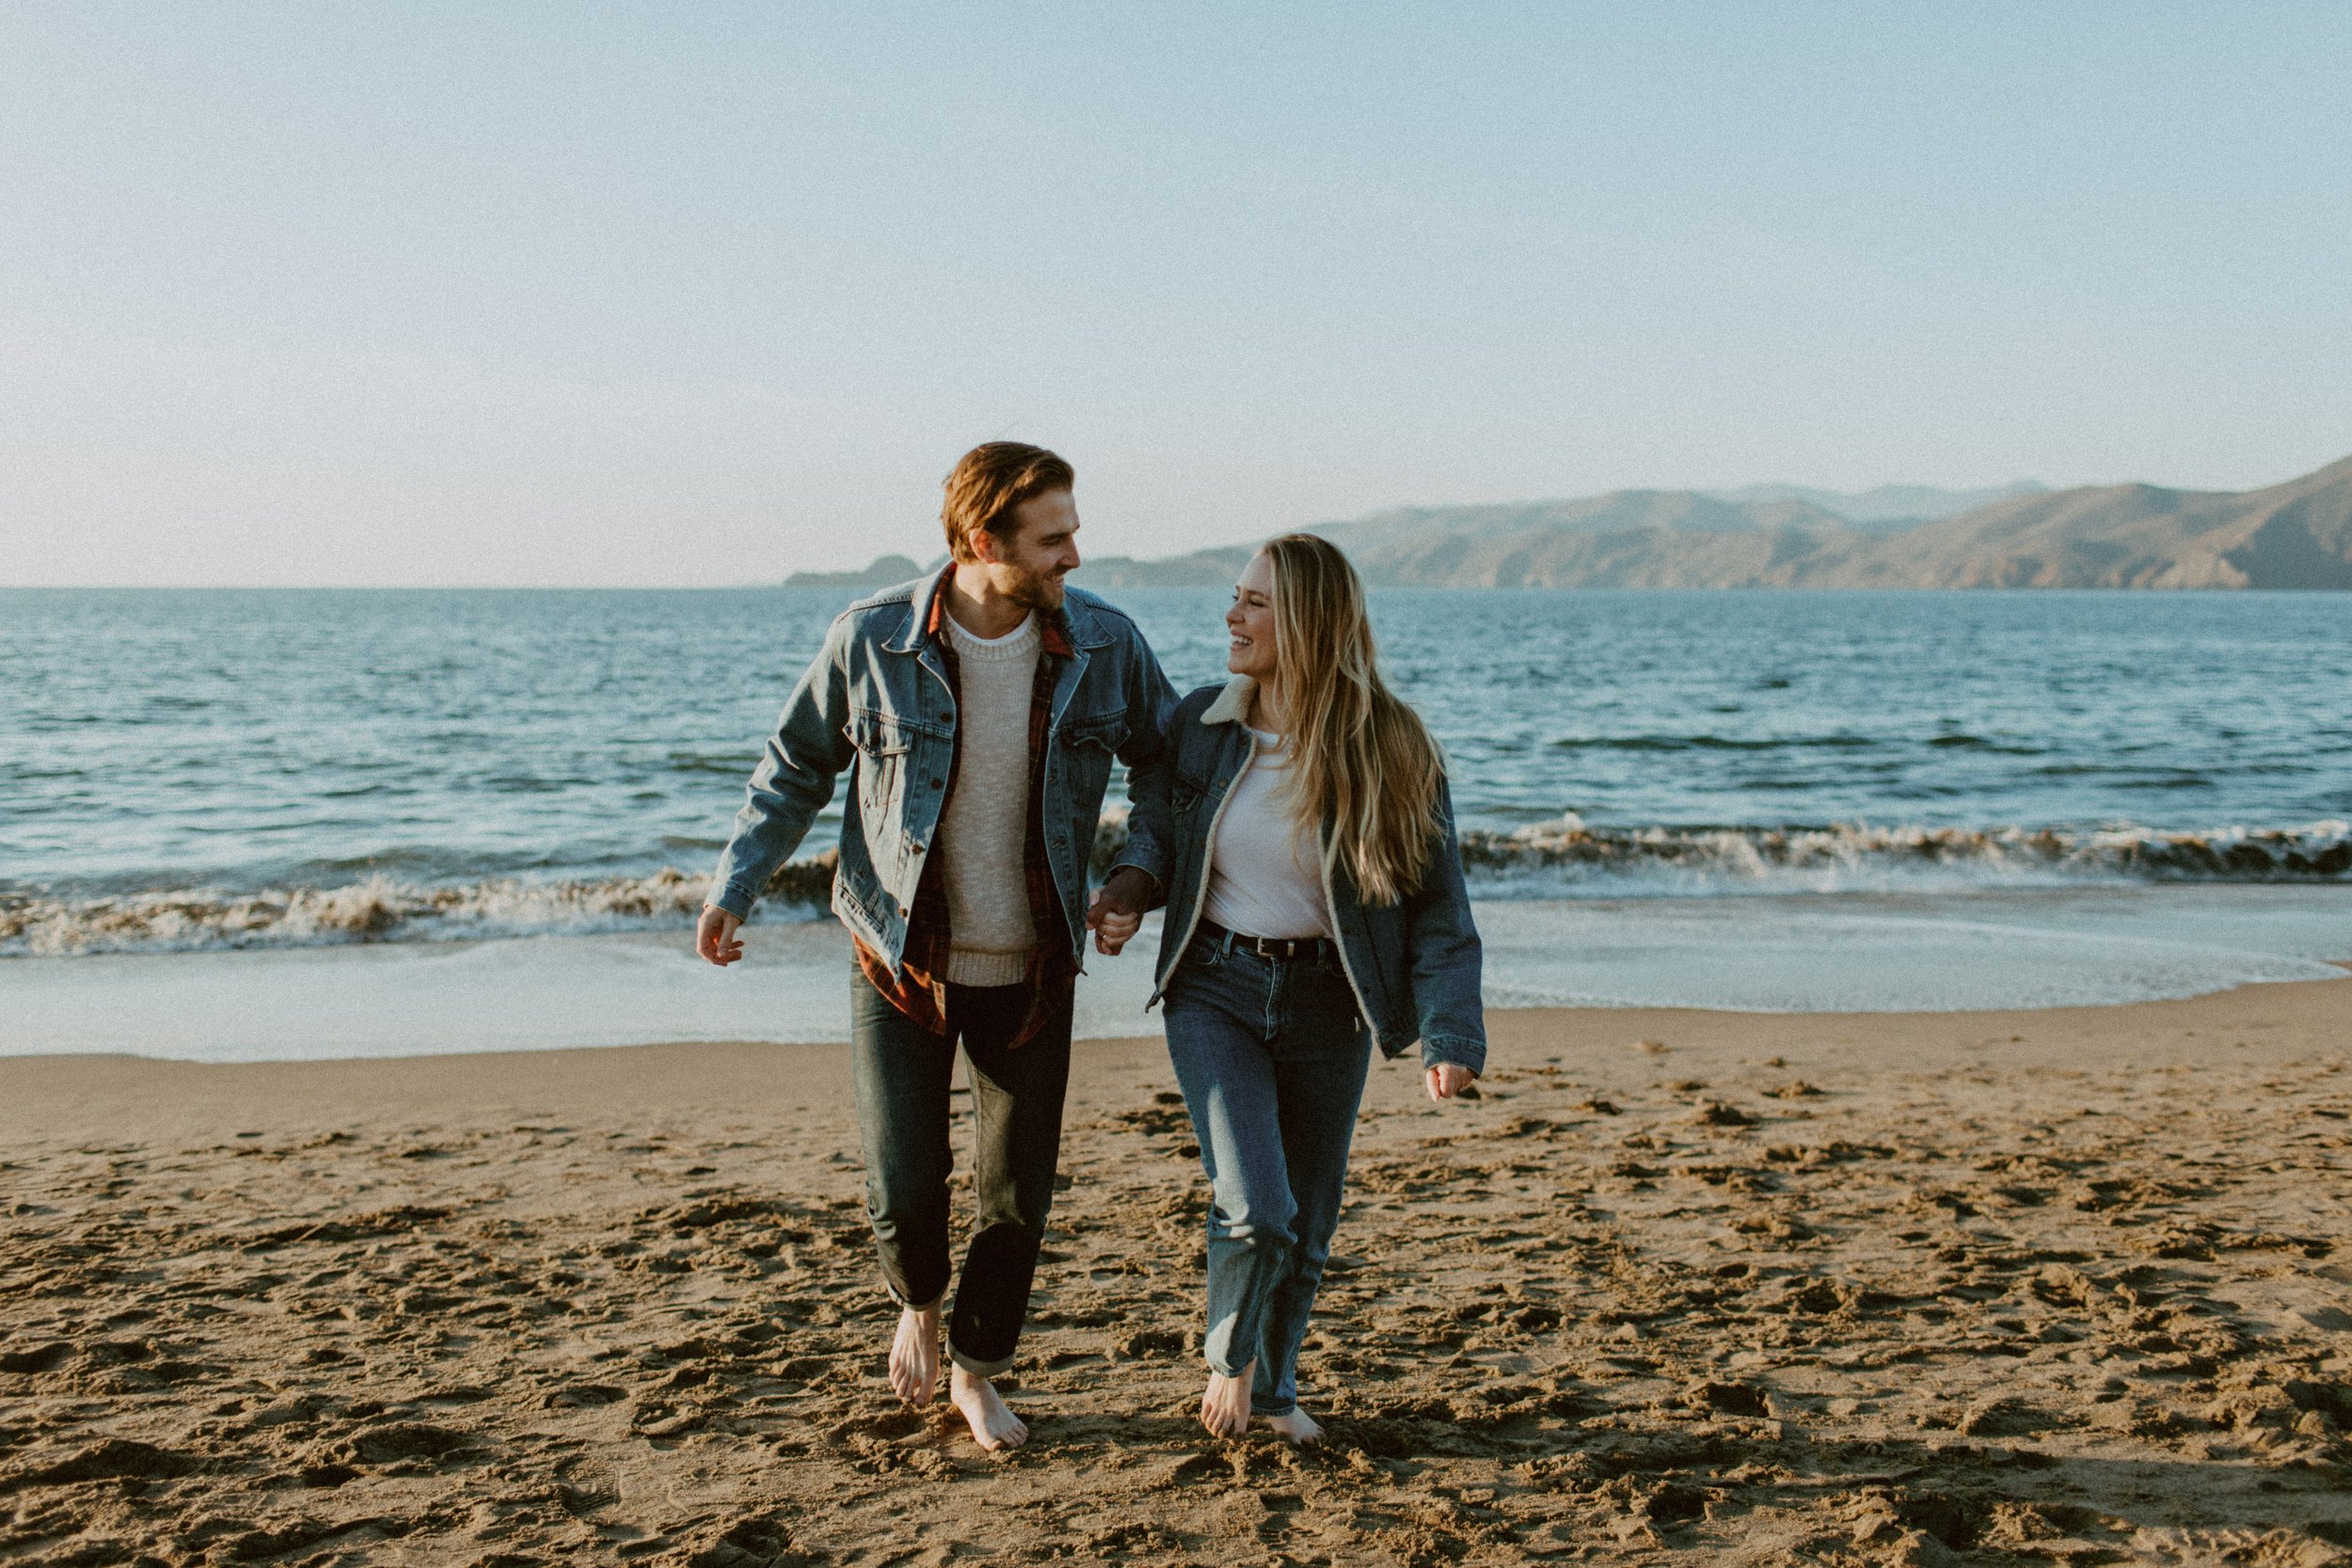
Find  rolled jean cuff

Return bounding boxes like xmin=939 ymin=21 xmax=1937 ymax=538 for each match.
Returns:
xmin=947 ymin=1341 xmax=1014 ymax=1378
xmin=886 ymin=1284 xmax=946 ymax=1314
xmin=1251 ymin=1394 xmax=1297 ymax=1417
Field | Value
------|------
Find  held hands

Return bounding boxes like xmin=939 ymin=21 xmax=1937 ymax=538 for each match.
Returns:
xmin=1086 ymin=866 xmax=1155 ymax=956
xmin=706 ymin=867 xmax=1153 ymax=965
xmin=696 ymin=905 xmax=744 ymax=966
xmin=1425 ymin=1062 xmax=1478 ymax=1102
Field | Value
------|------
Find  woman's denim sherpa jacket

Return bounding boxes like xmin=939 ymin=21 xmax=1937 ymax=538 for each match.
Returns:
xmin=1133 ymin=676 xmax=1486 ymax=1075
xmin=707 ymin=572 xmax=1178 ymax=972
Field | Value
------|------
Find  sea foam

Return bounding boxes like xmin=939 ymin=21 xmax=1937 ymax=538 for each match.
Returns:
xmin=1 ymin=868 xmax=723 ymax=958
xmin=1456 ymin=817 xmax=2352 ymax=896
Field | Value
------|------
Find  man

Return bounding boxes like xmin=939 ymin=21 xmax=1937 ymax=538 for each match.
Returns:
xmin=696 ymin=442 xmax=1173 ymax=1451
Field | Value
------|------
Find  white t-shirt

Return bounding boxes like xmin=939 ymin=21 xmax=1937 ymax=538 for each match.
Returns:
xmin=1201 ymin=728 xmax=1332 ymax=940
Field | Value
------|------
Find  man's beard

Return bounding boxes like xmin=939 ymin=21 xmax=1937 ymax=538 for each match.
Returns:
xmin=1002 ymin=562 xmax=1067 ymax=610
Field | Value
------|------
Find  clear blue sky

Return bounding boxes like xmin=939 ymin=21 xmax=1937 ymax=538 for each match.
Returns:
xmin=4 ymin=3 xmax=2346 ymax=586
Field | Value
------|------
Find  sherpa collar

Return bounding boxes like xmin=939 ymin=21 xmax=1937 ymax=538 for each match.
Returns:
xmin=1200 ymin=675 xmax=1255 ymax=725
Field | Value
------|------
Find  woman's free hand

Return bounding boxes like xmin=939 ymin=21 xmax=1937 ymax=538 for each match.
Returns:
xmin=1424 ymin=1062 xmax=1477 ymax=1101
xmin=696 ymin=905 xmax=744 ymax=966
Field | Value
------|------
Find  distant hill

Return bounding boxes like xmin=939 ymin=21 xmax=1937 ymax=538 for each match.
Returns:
xmin=1826 ymin=454 xmax=2352 ymax=588
xmin=1075 ymin=494 xmax=1867 ymax=588
xmin=1068 ymin=490 xmax=1915 ymax=588
xmin=783 ymin=553 xmax=927 ymax=590
xmin=1309 ymin=492 xmax=1868 ymax=588
xmin=812 ymin=455 xmax=2352 ymax=592
xmin=1699 ymin=480 xmax=2047 ymax=532
xmin=1071 ymin=546 xmax=1256 ymax=589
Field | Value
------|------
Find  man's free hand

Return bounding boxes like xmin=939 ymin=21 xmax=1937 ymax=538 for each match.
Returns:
xmin=1424 ymin=1063 xmax=1477 ymax=1102
xmin=1086 ymin=867 xmax=1154 ymax=956
xmin=697 ymin=905 xmax=744 ymax=966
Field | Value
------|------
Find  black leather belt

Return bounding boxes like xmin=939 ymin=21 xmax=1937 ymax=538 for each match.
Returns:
xmin=1199 ymin=920 xmax=1336 ymax=963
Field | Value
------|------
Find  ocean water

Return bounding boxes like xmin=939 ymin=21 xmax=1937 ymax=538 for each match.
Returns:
xmin=4 ymin=586 xmax=2348 ymax=1055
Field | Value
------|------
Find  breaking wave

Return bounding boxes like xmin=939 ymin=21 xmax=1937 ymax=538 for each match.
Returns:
xmin=1456 ymin=817 xmax=2352 ymax=896
xmin=6 ymin=820 xmax=2346 ymax=958
xmin=0 ymin=862 xmax=839 ymax=959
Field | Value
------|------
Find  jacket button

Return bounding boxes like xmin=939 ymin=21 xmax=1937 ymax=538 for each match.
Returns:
xmin=929 ymin=778 xmax=944 ymax=788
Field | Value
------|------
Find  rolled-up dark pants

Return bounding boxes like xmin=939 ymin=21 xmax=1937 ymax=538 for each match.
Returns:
xmin=848 ymin=963 xmax=1073 ymax=1376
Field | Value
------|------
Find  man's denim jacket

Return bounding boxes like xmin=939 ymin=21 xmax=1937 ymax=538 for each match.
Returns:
xmin=707 ymin=573 xmax=1178 ymax=971
xmin=1133 ymin=676 xmax=1487 ymax=1075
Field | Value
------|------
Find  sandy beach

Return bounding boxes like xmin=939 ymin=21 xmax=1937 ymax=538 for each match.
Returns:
xmin=5 ymin=979 xmax=2349 ymax=1567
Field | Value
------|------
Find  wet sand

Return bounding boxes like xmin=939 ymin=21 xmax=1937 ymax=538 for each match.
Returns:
xmin=4 ymin=978 xmax=2349 ymax=1566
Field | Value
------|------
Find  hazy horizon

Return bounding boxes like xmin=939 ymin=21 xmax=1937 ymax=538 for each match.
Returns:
xmin=6 ymin=4 xmax=2348 ymax=588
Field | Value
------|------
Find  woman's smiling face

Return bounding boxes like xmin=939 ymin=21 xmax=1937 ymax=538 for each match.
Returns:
xmin=1226 ymin=551 xmax=1278 ymax=679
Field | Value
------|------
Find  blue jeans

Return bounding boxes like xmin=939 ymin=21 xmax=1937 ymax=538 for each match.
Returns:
xmin=850 ymin=965 xmax=1073 ymax=1377
xmin=1162 ymin=930 xmax=1373 ymax=1417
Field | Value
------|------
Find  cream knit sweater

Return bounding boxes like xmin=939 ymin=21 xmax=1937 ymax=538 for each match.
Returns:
xmin=936 ymin=613 xmax=1041 ymax=986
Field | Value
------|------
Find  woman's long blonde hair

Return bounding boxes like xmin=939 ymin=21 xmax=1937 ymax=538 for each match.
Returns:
xmin=1258 ymin=533 xmax=1445 ymax=905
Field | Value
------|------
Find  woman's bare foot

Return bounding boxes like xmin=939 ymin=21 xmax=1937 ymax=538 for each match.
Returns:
xmin=888 ymin=1305 xmax=940 ymax=1406
xmin=1200 ymin=1361 xmax=1256 ymax=1438
xmin=948 ymin=1365 xmax=1028 ymax=1451
xmin=1260 ymin=1407 xmax=1323 ymax=1447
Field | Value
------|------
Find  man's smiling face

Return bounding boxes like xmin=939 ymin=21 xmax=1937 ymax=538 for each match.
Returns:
xmin=980 ymin=489 xmax=1081 ymax=610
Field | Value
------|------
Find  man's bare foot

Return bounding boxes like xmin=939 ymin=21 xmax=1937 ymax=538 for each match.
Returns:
xmin=1200 ymin=1361 xmax=1255 ymax=1438
xmin=948 ymin=1364 xmax=1028 ymax=1451
xmin=1260 ymin=1407 xmax=1323 ymax=1447
xmin=889 ymin=1305 xmax=940 ymax=1406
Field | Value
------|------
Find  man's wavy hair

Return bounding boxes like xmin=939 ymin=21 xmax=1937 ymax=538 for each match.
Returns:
xmin=940 ymin=442 xmax=1074 ymax=564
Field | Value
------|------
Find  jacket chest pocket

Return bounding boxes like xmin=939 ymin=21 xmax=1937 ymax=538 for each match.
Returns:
xmin=1169 ymin=771 xmax=1209 ymax=820
xmin=1057 ymin=713 xmax=1126 ymax=803
xmin=848 ymin=711 xmax=914 ymax=817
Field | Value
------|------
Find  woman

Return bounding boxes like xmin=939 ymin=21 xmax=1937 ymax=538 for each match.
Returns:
xmin=1096 ymin=533 xmax=1486 ymax=1444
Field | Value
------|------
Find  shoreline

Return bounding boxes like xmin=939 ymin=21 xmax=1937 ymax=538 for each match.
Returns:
xmin=9 ymin=885 xmax=2351 ymax=1065
xmin=5 ymin=978 xmax=2348 ymax=1562
xmin=6 ymin=967 xmax=2349 ymax=1119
